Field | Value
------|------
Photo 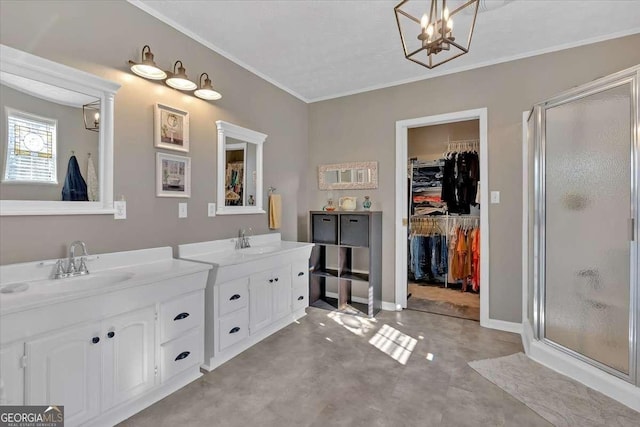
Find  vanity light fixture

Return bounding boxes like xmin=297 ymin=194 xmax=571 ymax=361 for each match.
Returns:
xmin=82 ymin=100 xmax=100 ymax=132
xmin=128 ymin=45 xmax=167 ymax=80
xmin=194 ymin=73 xmax=222 ymax=101
xmin=165 ymin=61 xmax=197 ymax=91
xmin=394 ymin=0 xmax=479 ymax=69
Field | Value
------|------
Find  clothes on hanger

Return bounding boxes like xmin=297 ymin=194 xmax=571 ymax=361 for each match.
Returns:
xmin=441 ymin=150 xmax=480 ymax=214
xmin=62 ymin=154 xmax=88 ymax=201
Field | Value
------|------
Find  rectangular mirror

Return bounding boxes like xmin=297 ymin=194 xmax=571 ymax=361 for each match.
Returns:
xmin=216 ymin=121 xmax=266 ymax=215
xmin=318 ymin=161 xmax=378 ymax=190
xmin=0 ymin=44 xmax=120 ymax=216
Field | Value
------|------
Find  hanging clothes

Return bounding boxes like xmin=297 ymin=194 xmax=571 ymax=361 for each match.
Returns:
xmin=62 ymin=155 xmax=88 ymax=201
xmin=87 ymin=154 xmax=98 ymax=202
xmin=441 ymin=151 xmax=480 ymax=214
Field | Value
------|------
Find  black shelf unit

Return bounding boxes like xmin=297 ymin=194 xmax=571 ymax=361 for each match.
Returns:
xmin=309 ymin=211 xmax=382 ymax=317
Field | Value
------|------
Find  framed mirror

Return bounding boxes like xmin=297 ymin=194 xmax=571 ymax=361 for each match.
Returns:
xmin=318 ymin=161 xmax=378 ymax=190
xmin=216 ymin=120 xmax=267 ymax=215
xmin=0 ymin=44 xmax=120 ymax=216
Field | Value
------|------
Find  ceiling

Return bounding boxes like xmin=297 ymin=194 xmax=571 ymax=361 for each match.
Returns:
xmin=130 ymin=0 xmax=640 ymax=103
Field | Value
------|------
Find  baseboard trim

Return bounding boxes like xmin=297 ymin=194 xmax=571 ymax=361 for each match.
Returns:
xmin=381 ymin=301 xmax=400 ymax=311
xmin=482 ymin=318 xmax=523 ymax=334
xmin=521 ymin=320 xmax=640 ymax=413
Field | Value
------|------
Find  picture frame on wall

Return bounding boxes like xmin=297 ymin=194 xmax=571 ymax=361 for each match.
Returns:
xmin=154 ymin=103 xmax=189 ymax=152
xmin=156 ymin=152 xmax=191 ymax=198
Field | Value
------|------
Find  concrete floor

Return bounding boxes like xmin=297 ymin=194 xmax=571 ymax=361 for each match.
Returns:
xmin=120 ymin=307 xmax=551 ymax=427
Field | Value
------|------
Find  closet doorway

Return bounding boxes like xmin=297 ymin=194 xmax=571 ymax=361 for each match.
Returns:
xmin=395 ymin=109 xmax=489 ymax=325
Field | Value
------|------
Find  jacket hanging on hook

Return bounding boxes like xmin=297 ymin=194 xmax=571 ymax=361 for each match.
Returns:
xmin=62 ymin=155 xmax=88 ymax=201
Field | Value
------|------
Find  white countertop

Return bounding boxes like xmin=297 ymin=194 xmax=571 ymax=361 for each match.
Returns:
xmin=0 ymin=247 xmax=212 ymax=316
xmin=177 ymin=233 xmax=314 ymax=267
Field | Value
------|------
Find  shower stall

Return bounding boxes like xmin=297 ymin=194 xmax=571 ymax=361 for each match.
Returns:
xmin=525 ymin=65 xmax=639 ymax=406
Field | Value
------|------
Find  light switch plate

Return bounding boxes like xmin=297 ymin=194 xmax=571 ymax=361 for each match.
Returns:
xmin=208 ymin=203 xmax=216 ymax=217
xmin=490 ymin=191 xmax=500 ymax=204
xmin=178 ymin=202 xmax=188 ymax=218
xmin=114 ymin=200 xmax=126 ymax=220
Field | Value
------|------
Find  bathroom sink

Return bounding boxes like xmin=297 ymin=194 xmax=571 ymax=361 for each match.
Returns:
xmin=240 ymin=246 xmax=280 ymax=255
xmin=34 ymin=271 xmax=135 ymax=293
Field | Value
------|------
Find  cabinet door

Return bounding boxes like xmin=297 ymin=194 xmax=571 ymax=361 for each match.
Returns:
xmin=271 ymin=266 xmax=292 ymax=321
xmin=26 ymin=323 xmax=101 ymax=426
xmin=249 ymin=271 xmax=272 ymax=334
xmin=102 ymin=306 xmax=157 ymax=410
xmin=0 ymin=342 xmax=24 ymax=404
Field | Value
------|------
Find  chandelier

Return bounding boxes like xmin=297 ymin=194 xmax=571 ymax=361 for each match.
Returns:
xmin=394 ymin=0 xmax=480 ymax=69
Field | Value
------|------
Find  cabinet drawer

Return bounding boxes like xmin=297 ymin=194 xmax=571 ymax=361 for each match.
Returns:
xmin=340 ymin=215 xmax=369 ymax=247
xmin=160 ymin=291 xmax=203 ymax=343
xmin=161 ymin=329 xmax=202 ymax=382
xmin=291 ymin=260 xmax=309 ymax=289
xmin=312 ymin=214 xmax=338 ymax=244
xmin=218 ymin=278 xmax=249 ymax=317
xmin=292 ymin=283 xmax=308 ymax=312
xmin=219 ymin=309 xmax=249 ymax=351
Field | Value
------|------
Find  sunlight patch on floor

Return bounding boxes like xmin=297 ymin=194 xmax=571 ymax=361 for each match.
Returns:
xmin=327 ymin=311 xmax=377 ymax=337
xmin=368 ymin=324 xmax=417 ymax=365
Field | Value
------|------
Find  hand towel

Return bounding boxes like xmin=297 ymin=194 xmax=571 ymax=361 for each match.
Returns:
xmin=62 ymin=155 xmax=88 ymax=201
xmin=87 ymin=155 xmax=99 ymax=202
xmin=269 ymin=194 xmax=282 ymax=230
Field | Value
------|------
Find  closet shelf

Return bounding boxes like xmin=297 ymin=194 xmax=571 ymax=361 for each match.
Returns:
xmin=340 ymin=271 xmax=369 ymax=282
xmin=310 ymin=268 xmax=339 ymax=279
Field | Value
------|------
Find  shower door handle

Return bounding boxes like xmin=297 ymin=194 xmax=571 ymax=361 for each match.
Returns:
xmin=631 ymin=218 xmax=635 ymax=242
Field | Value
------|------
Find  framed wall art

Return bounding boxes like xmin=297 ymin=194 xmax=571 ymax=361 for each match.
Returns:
xmin=154 ymin=103 xmax=189 ymax=152
xmin=156 ymin=152 xmax=191 ymax=198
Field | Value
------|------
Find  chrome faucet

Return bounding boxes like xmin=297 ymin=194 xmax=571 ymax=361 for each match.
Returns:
xmin=235 ymin=229 xmax=251 ymax=250
xmin=54 ymin=240 xmax=90 ymax=279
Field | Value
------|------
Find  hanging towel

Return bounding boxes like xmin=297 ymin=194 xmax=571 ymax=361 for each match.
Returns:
xmin=62 ymin=155 xmax=88 ymax=201
xmin=269 ymin=193 xmax=282 ymax=230
xmin=87 ymin=155 xmax=99 ymax=202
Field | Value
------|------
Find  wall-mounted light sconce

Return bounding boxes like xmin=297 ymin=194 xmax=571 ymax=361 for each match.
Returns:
xmin=128 ymin=45 xmax=167 ymax=80
xmin=165 ymin=61 xmax=197 ymax=91
xmin=194 ymin=73 xmax=222 ymax=100
xmin=83 ymin=100 xmax=100 ymax=132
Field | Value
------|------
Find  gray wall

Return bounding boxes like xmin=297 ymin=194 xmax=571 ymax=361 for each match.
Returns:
xmin=0 ymin=84 xmax=100 ymax=200
xmin=0 ymin=1 xmax=308 ymax=264
xmin=308 ymin=34 xmax=640 ymax=322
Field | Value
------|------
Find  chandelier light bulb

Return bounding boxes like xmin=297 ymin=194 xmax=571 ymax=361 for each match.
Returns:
xmin=444 ymin=7 xmax=449 ymax=21
xmin=426 ymin=24 xmax=434 ymax=37
xmin=447 ymin=18 xmax=453 ymax=30
xmin=94 ymin=112 xmax=100 ymax=121
xmin=421 ymin=13 xmax=428 ymax=29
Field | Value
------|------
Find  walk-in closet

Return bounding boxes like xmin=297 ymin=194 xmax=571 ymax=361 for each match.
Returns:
xmin=407 ymin=120 xmax=481 ymax=321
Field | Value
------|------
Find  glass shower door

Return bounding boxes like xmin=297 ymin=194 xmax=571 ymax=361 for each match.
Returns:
xmin=543 ymin=81 xmax=634 ymax=377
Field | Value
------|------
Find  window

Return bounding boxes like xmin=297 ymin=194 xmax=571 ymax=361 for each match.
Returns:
xmin=3 ymin=108 xmax=57 ymax=184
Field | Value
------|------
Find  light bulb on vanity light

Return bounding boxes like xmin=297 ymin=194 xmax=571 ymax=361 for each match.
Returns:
xmin=165 ymin=61 xmax=197 ymax=91
xmin=128 ymin=45 xmax=167 ymax=80
xmin=94 ymin=112 xmax=100 ymax=127
xmin=194 ymin=73 xmax=222 ymax=101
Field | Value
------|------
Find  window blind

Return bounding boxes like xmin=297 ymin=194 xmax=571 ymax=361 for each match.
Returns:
xmin=4 ymin=109 xmax=57 ymax=183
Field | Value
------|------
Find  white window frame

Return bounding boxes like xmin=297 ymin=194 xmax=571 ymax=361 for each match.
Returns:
xmin=3 ymin=107 xmax=58 ymax=185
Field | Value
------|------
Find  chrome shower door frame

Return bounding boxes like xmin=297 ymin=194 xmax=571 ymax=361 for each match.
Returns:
xmin=533 ymin=66 xmax=639 ymax=385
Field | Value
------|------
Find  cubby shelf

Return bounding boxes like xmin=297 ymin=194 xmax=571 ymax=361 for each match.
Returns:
xmin=308 ymin=211 xmax=382 ymax=317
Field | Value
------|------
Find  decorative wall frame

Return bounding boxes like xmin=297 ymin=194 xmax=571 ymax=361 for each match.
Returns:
xmin=154 ymin=103 xmax=189 ymax=152
xmin=156 ymin=152 xmax=191 ymax=198
xmin=318 ymin=161 xmax=379 ymax=190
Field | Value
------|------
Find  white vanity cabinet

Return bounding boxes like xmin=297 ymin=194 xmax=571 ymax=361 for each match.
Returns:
xmin=26 ymin=322 xmax=102 ymax=425
xmin=178 ymin=233 xmax=314 ymax=371
xmin=0 ymin=247 xmax=210 ymax=427
xmin=0 ymin=342 xmax=24 ymax=405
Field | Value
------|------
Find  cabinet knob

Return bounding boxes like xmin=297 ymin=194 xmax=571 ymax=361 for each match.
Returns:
xmin=268 ymin=279 xmax=274 ymax=283
xmin=91 ymin=337 xmax=100 ymax=344
xmin=298 ymin=296 xmax=304 ymax=301
xmin=229 ymin=327 xmax=241 ymax=334
xmin=298 ymin=272 xmax=304 ymax=277
xmin=230 ymin=294 xmax=241 ymax=301
xmin=274 ymin=277 xmax=279 ymax=282
xmin=175 ymin=351 xmax=190 ymax=361
xmin=174 ymin=312 xmax=190 ymax=321
xmin=107 ymin=331 xmax=115 ymax=339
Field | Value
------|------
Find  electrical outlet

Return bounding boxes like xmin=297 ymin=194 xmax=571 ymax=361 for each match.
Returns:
xmin=114 ymin=200 xmax=126 ymax=220
xmin=179 ymin=202 xmax=188 ymax=218
xmin=208 ymin=203 xmax=216 ymax=217
xmin=490 ymin=191 xmax=500 ymax=204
